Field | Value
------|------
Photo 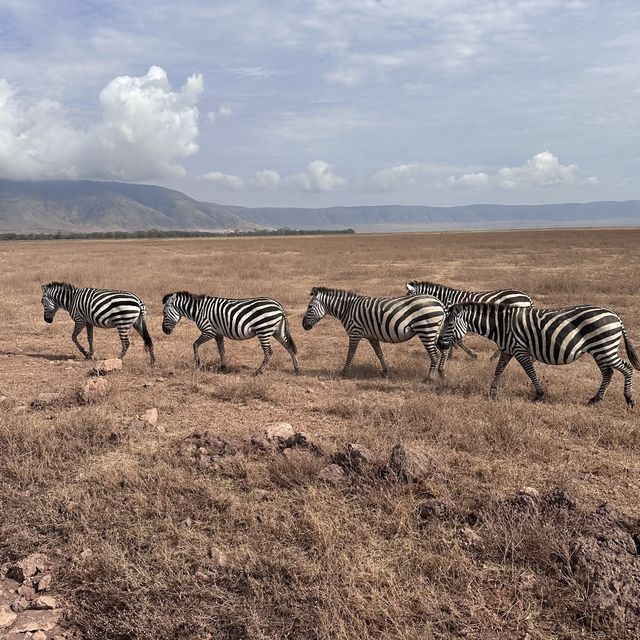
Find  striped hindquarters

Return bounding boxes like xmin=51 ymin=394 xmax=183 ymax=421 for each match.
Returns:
xmin=513 ymin=306 xmax=624 ymax=365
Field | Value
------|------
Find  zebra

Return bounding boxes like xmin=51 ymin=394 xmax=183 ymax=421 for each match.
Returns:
xmin=406 ymin=280 xmax=533 ymax=369
xmin=302 ymin=286 xmax=445 ymax=380
xmin=437 ymin=302 xmax=640 ymax=406
xmin=161 ymin=291 xmax=299 ymax=375
xmin=40 ymin=282 xmax=155 ymax=363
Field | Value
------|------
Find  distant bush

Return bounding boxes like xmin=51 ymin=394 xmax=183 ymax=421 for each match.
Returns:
xmin=0 ymin=227 xmax=356 ymax=241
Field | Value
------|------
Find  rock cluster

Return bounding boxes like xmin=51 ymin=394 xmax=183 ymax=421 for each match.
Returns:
xmin=0 ymin=554 xmax=69 ymax=638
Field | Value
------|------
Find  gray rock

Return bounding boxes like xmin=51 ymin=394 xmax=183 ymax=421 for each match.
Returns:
xmin=91 ymin=358 xmax=122 ymax=376
xmin=387 ymin=444 xmax=442 ymax=482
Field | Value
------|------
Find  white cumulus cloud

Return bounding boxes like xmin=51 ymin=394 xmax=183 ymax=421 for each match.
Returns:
xmin=446 ymin=172 xmax=489 ymax=188
xmin=207 ymin=104 xmax=232 ymax=122
xmin=497 ymin=151 xmax=577 ymax=189
xmin=202 ymin=171 xmax=244 ymax=190
xmin=202 ymin=161 xmax=346 ymax=193
xmin=283 ymin=160 xmax=347 ymax=192
xmin=0 ymin=66 xmax=203 ymax=181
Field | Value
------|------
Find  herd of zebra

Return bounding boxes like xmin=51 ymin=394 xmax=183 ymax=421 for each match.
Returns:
xmin=40 ymin=279 xmax=640 ymax=407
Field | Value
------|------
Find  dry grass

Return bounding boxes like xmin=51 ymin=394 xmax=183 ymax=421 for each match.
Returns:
xmin=1 ymin=228 xmax=639 ymax=639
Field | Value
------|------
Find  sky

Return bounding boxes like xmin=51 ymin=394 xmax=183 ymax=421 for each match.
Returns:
xmin=1 ymin=0 xmax=639 ymax=208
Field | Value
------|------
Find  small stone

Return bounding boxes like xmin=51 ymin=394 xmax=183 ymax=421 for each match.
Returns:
xmin=460 ymin=526 xmax=483 ymax=548
xmin=518 ymin=487 xmax=540 ymax=499
xmin=6 ymin=554 xmax=48 ymax=583
xmin=31 ymin=392 xmax=64 ymax=409
xmin=91 ymin=358 xmax=122 ymax=376
xmin=282 ymin=431 xmax=324 ymax=455
xmin=208 ymin=547 xmax=228 ymax=567
xmin=332 ymin=443 xmax=375 ymax=472
xmin=17 ymin=584 xmax=36 ymax=600
xmin=182 ymin=517 xmax=193 ymax=528
xmin=317 ymin=464 xmax=348 ymax=486
xmin=10 ymin=609 xmax=62 ymax=633
xmin=387 ymin=444 xmax=442 ymax=482
xmin=156 ymin=377 xmax=167 ymax=382
xmin=79 ymin=378 xmax=108 ymax=403
xmin=13 ymin=404 xmax=29 ymax=414
xmin=33 ymin=632 xmax=48 ymax=640
xmin=142 ymin=381 xmax=155 ymax=388
xmin=33 ymin=595 xmax=56 ymax=610
xmin=10 ymin=597 xmax=29 ymax=613
xmin=36 ymin=574 xmax=52 ymax=592
xmin=251 ymin=422 xmax=295 ymax=450
xmin=196 ymin=455 xmax=211 ymax=471
xmin=0 ymin=605 xmax=17 ymax=629
xmin=140 ymin=408 xmax=158 ymax=426
xmin=416 ymin=498 xmax=450 ymax=521
xmin=79 ymin=548 xmax=93 ymax=561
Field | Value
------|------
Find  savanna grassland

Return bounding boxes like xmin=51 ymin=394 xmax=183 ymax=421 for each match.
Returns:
xmin=1 ymin=229 xmax=639 ymax=640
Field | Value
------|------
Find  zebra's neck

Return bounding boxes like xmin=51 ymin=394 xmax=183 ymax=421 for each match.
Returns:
xmin=174 ymin=294 xmax=204 ymax=322
xmin=462 ymin=303 xmax=506 ymax=343
xmin=320 ymin=290 xmax=356 ymax=323
xmin=53 ymin=286 xmax=75 ymax=310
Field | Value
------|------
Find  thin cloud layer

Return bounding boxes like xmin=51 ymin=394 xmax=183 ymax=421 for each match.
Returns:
xmin=0 ymin=66 xmax=203 ymax=180
xmin=203 ymin=161 xmax=347 ymax=193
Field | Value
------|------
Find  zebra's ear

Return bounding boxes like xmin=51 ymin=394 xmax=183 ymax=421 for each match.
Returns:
xmin=40 ymin=284 xmax=47 ymax=294
xmin=310 ymin=287 xmax=318 ymax=296
xmin=405 ymin=283 xmax=416 ymax=294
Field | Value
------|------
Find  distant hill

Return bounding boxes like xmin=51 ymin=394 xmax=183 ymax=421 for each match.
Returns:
xmin=0 ymin=180 xmax=256 ymax=233
xmin=1 ymin=179 xmax=639 ymax=233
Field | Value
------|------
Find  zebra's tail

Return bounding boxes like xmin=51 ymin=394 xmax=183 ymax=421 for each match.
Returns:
xmin=138 ymin=304 xmax=155 ymax=363
xmin=623 ymin=327 xmax=640 ymax=370
xmin=282 ymin=314 xmax=298 ymax=355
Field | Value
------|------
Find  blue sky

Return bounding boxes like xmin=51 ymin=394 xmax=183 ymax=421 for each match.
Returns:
xmin=1 ymin=0 xmax=639 ymax=207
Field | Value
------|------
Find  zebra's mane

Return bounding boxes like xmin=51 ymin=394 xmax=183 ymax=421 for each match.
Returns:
xmin=163 ymin=291 xmax=206 ymax=304
xmin=44 ymin=281 xmax=75 ymax=290
xmin=410 ymin=280 xmax=457 ymax=290
xmin=311 ymin=286 xmax=360 ymax=297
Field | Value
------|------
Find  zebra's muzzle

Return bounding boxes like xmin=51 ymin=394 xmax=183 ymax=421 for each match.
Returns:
xmin=44 ymin=315 xmax=53 ymax=324
xmin=162 ymin=325 xmax=173 ymax=335
xmin=302 ymin=318 xmax=314 ymax=331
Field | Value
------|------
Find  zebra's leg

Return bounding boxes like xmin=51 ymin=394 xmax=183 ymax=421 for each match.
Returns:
xmin=588 ymin=364 xmax=614 ymax=405
xmin=367 ymin=338 xmax=389 ymax=376
xmin=489 ymin=351 xmax=513 ymax=398
xmin=418 ymin=336 xmax=439 ymax=382
xmin=253 ymin=334 xmax=273 ymax=376
xmin=340 ymin=335 xmax=361 ymax=377
xmin=215 ymin=335 xmax=228 ymax=372
xmin=193 ymin=332 xmax=215 ymax=369
xmin=457 ymin=339 xmax=478 ymax=360
xmin=609 ymin=359 xmax=635 ymax=407
xmin=273 ymin=332 xmax=300 ymax=375
xmin=438 ymin=346 xmax=452 ymax=376
xmin=71 ymin=320 xmax=90 ymax=359
xmin=86 ymin=324 xmax=94 ymax=359
xmin=117 ymin=326 xmax=131 ymax=359
xmin=513 ymin=352 xmax=544 ymax=401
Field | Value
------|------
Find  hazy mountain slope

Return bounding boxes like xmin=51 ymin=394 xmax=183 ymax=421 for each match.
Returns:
xmin=0 ymin=180 xmax=257 ymax=233
xmin=1 ymin=179 xmax=639 ymax=233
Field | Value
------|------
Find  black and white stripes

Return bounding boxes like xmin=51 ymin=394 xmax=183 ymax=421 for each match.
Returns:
xmin=437 ymin=302 xmax=640 ymax=406
xmin=162 ymin=291 xmax=299 ymax=375
xmin=302 ymin=286 xmax=445 ymax=380
xmin=40 ymin=282 xmax=155 ymax=363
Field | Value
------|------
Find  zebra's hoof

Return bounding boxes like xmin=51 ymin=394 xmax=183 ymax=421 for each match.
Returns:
xmin=588 ymin=396 xmax=601 ymax=405
xmin=625 ymin=397 xmax=635 ymax=408
xmin=532 ymin=394 xmax=544 ymax=403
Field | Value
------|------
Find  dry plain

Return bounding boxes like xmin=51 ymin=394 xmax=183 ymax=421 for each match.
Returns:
xmin=0 ymin=229 xmax=639 ymax=639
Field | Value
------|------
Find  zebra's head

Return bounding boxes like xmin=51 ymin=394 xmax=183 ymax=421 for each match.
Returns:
xmin=162 ymin=293 xmax=181 ymax=335
xmin=437 ymin=304 xmax=467 ymax=351
xmin=40 ymin=284 xmax=60 ymax=323
xmin=405 ymin=281 xmax=419 ymax=296
xmin=302 ymin=287 xmax=327 ymax=331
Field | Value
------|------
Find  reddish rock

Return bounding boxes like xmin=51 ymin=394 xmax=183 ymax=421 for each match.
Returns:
xmin=33 ymin=595 xmax=57 ymax=610
xmin=36 ymin=574 xmax=52 ymax=592
xmin=332 ymin=443 xmax=375 ymax=472
xmin=10 ymin=608 xmax=62 ymax=632
xmin=31 ymin=392 xmax=64 ymax=409
xmin=91 ymin=358 xmax=122 ymax=376
xmin=17 ymin=584 xmax=36 ymax=601
xmin=251 ymin=422 xmax=295 ymax=449
xmin=387 ymin=444 xmax=443 ymax=482
xmin=317 ymin=464 xmax=348 ymax=486
xmin=79 ymin=378 xmax=108 ymax=403
xmin=140 ymin=407 xmax=158 ymax=426
xmin=6 ymin=554 xmax=48 ymax=583
xmin=0 ymin=605 xmax=17 ymax=629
